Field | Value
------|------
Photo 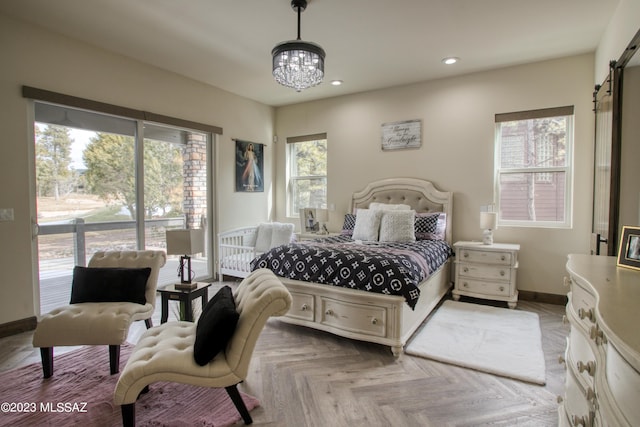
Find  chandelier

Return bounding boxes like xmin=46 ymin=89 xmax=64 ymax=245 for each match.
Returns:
xmin=272 ymin=0 xmax=326 ymax=92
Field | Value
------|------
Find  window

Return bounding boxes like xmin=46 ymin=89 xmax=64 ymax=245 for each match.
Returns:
xmin=286 ymin=133 xmax=327 ymax=216
xmin=495 ymin=106 xmax=574 ymax=228
xmin=32 ymin=102 xmax=213 ymax=312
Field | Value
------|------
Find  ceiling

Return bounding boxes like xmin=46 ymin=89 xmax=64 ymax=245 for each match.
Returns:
xmin=0 ymin=0 xmax=624 ymax=107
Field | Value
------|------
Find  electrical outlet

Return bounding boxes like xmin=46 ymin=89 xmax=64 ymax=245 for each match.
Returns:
xmin=0 ymin=208 xmax=14 ymax=222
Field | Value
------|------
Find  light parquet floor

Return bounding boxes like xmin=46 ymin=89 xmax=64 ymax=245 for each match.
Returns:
xmin=0 ymin=284 xmax=568 ymax=427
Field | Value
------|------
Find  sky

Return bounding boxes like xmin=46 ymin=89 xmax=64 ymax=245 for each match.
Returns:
xmin=68 ymin=128 xmax=93 ymax=170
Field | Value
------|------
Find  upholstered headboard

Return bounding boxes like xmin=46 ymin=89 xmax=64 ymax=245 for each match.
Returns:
xmin=350 ymin=178 xmax=453 ymax=244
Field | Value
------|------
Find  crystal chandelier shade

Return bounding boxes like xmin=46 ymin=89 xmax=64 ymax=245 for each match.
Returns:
xmin=272 ymin=0 xmax=325 ymax=92
xmin=272 ymin=41 xmax=325 ymax=92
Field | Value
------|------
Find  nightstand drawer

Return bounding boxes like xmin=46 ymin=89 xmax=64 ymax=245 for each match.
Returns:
xmin=457 ymin=263 xmax=512 ymax=282
xmin=458 ymin=248 xmax=512 ymax=265
xmin=457 ymin=278 xmax=511 ymax=297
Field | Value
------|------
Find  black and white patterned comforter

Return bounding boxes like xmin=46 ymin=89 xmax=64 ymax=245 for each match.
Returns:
xmin=250 ymin=235 xmax=453 ymax=309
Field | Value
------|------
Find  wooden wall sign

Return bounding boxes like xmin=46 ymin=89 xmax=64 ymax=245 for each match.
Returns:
xmin=381 ymin=119 xmax=421 ymax=151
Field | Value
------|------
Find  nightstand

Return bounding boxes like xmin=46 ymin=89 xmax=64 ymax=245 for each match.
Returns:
xmin=452 ymin=241 xmax=520 ymax=309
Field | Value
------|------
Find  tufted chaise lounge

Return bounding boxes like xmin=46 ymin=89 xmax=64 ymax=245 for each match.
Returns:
xmin=32 ymin=250 xmax=166 ymax=378
xmin=113 ymin=268 xmax=292 ymax=426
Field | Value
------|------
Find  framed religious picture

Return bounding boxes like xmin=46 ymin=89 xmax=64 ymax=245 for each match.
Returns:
xmin=235 ymin=139 xmax=264 ymax=192
xmin=617 ymin=225 xmax=640 ymax=270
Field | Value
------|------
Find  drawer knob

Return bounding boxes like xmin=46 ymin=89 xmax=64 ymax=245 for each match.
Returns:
xmin=570 ymin=414 xmax=588 ymax=426
xmin=500 ymin=255 xmax=506 ymax=261
xmin=325 ymin=309 xmax=333 ymax=316
xmin=499 ymin=286 xmax=504 ymax=292
xmin=576 ymin=360 xmax=596 ymax=377
xmin=463 ymin=282 xmax=469 ymax=288
xmin=578 ymin=308 xmax=595 ymax=323
xmin=589 ymin=325 xmax=604 ymax=342
xmin=301 ymin=304 xmax=309 ymax=311
xmin=557 ymin=395 xmax=564 ymax=404
xmin=586 ymin=387 xmax=596 ymax=403
xmin=500 ymin=270 xmax=505 ymax=276
xmin=463 ymin=252 xmax=469 ymax=258
xmin=558 ymin=356 xmax=566 ymax=366
xmin=463 ymin=267 xmax=469 ymax=273
xmin=371 ymin=318 xmax=378 ymax=325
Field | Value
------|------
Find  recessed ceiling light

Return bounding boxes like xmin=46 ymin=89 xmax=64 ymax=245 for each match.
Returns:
xmin=331 ymin=80 xmax=343 ymax=86
xmin=442 ymin=57 xmax=459 ymax=65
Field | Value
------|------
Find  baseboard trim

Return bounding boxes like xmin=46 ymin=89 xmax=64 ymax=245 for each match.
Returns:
xmin=519 ymin=290 xmax=567 ymax=306
xmin=0 ymin=316 xmax=37 ymax=338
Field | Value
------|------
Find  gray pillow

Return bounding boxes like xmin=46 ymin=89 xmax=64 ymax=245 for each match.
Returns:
xmin=352 ymin=209 xmax=383 ymax=241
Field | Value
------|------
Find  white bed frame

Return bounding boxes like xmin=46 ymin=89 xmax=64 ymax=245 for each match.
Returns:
xmin=277 ymin=177 xmax=453 ymax=356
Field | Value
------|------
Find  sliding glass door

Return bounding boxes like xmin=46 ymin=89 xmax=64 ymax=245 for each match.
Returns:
xmin=33 ymin=103 xmax=212 ymax=313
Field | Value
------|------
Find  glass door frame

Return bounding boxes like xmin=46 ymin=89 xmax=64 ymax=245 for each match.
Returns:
xmin=28 ymin=101 xmax=216 ymax=314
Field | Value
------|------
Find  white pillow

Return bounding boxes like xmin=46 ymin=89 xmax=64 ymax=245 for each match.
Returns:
xmin=352 ymin=209 xmax=383 ymax=241
xmin=369 ymin=202 xmax=411 ymax=211
xmin=379 ymin=210 xmax=416 ymax=242
xmin=254 ymin=223 xmax=273 ymax=252
xmin=270 ymin=222 xmax=294 ymax=247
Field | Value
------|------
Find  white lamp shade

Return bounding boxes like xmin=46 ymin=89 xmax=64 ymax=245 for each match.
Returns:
xmin=480 ymin=212 xmax=498 ymax=230
xmin=166 ymin=229 xmax=205 ymax=255
xmin=315 ymin=208 xmax=329 ymax=222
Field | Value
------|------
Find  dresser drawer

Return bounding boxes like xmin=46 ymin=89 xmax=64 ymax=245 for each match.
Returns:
xmin=287 ymin=291 xmax=315 ymax=322
xmin=457 ymin=263 xmax=512 ymax=282
xmin=320 ymin=297 xmax=387 ymax=337
xmin=457 ymin=278 xmax=512 ymax=297
xmin=563 ymin=367 xmax=595 ymax=426
xmin=568 ymin=277 xmax=597 ymax=330
xmin=606 ymin=344 xmax=640 ymax=425
xmin=458 ymin=248 xmax=512 ymax=265
xmin=568 ymin=325 xmax=596 ymax=388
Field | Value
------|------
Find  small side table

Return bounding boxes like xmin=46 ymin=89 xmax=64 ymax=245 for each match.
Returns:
xmin=158 ymin=282 xmax=212 ymax=323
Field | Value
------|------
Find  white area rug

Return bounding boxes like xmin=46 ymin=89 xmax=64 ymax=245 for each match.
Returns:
xmin=406 ymin=300 xmax=546 ymax=385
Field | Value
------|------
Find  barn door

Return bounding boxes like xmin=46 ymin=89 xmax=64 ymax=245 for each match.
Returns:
xmin=591 ymin=65 xmax=621 ymax=255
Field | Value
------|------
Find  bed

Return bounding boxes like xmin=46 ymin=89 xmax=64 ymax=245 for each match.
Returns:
xmin=251 ymin=177 xmax=454 ymax=356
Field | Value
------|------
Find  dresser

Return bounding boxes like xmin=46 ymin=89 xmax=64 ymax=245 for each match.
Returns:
xmin=559 ymin=254 xmax=640 ymax=427
xmin=452 ymin=241 xmax=520 ymax=308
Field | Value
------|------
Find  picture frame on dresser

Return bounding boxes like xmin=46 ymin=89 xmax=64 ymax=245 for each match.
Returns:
xmin=617 ymin=225 xmax=640 ymax=270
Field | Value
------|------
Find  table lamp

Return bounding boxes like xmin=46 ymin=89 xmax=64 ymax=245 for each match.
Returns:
xmin=480 ymin=211 xmax=497 ymax=245
xmin=166 ymin=229 xmax=205 ymax=289
xmin=315 ymin=209 xmax=329 ymax=234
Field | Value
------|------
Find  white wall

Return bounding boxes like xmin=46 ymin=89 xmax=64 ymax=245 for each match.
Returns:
xmin=620 ymin=66 xmax=640 ymax=229
xmin=274 ymin=54 xmax=595 ymax=296
xmin=0 ymin=14 xmax=275 ymax=325
xmin=595 ymin=0 xmax=640 ymax=84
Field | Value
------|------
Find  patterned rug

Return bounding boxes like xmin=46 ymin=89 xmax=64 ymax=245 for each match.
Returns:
xmin=0 ymin=344 xmax=260 ymax=426
xmin=406 ymin=300 xmax=546 ymax=385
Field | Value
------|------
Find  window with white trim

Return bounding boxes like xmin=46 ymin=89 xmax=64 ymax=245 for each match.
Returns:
xmin=495 ymin=106 xmax=574 ymax=228
xmin=286 ymin=133 xmax=327 ymax=216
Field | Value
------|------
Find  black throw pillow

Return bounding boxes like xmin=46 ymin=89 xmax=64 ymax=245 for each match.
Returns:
xmin=70 ymin=266 xmax=151 ymax=305
xmin=193 ymin=285 xmax=240 ymax=366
